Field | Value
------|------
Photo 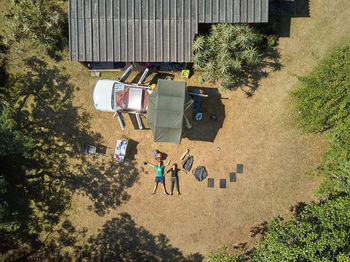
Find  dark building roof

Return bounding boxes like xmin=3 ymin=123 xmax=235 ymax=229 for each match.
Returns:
xmin=69 ymin=0 xmax=269 ymax=63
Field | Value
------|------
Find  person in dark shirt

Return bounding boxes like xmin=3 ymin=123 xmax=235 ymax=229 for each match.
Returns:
xmin=166 ymin=164 xmax=182 ymax=195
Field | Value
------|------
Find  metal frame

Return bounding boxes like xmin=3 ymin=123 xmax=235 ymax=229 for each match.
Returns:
xmin=113 ymin=66 xmax=150 ymax=130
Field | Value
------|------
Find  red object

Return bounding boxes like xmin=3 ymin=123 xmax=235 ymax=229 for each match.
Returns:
xmin=114 ymin=154 xmax=120 ymax=160
xmin=154 ymin=153 xmax=162 ymax=162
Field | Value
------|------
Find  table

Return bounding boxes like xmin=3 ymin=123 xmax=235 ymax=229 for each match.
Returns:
xmin=113 ymin=139 xmax=128 ymax=162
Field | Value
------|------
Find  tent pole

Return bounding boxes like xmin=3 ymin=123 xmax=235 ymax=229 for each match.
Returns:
xmin=184 ymin=115 xmax=192 ymax=129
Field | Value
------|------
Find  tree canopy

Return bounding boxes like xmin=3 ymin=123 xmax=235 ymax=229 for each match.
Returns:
xmin=3 ymin=0 xmax=67 ymax=51
xmin=0 ymin=104 xmax=32 ymax=157
xmin=253 ymin=196 xmax=350 ymax=262
xmin=192 ymin=24 xmax=263 ymax=88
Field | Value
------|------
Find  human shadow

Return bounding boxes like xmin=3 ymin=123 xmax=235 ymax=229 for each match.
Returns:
xmin=77 ymin=213 xmax=203 ymax=262
xmin=183 ymin=87 xmax=225 ymax=142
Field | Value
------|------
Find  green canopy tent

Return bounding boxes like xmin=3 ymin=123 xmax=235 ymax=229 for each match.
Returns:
xmin=146 ymin=79 xmax=193 ymax=144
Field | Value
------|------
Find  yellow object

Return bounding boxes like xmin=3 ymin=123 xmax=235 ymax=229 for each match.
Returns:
xmin=181 ymin=69 xmax=190 ymax=79
xmin=151 ymin=84 xmax=157 ymax=90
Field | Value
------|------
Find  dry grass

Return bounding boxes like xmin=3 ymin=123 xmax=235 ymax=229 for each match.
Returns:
xmin=3 ymin=0 xmax=350 ymax=258
xmin=62 ymin=0 xmax=350 ymax=256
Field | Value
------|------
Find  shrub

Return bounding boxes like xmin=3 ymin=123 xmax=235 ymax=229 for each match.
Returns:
xmin=253 ymin=196 xmax=350 ymax=262
xmin=293 ymin=43 xmax=350 ymax=197
xmin=192 ymin=24 xmax=263 ymax=88
xmin=208 ymin=245 xmax=238 ymax=262
xmin=292 ymin=44 xmax=350 ymax=132
xmin=312 ymin=117 xmax=350 ymax=196
xmin=3 ymin=0 xmax=67 ymax=51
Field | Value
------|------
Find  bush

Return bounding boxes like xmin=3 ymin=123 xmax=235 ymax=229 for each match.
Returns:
xmin=208 ymin=245 xmax=238 ymax=262
xmin=0 ymin=104 xmax=32 ymax=157
xmin=0 ymin=34 xmax=9 ymax=88
xmin=253 ymin=196 xmax=350 ymax=262
xmin=292 ymin=44 xmax=350 ymax=132
xmin=292 ymin=43 xmax=350 ymax=197
xmin=3 ymin=0 xmax=67 ymax=51
xmin=312 ymin=117 xmax=350 ymax=196
xmin=192 ymin=24 xmax=263 ymax=88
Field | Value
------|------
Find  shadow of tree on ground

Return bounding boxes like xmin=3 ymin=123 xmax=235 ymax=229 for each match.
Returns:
xmin=1 ymin=57 xmax=140 ymax=256
xmin=73 ymin=159 xmax=140 ymax=216
xmin=226 ymin=45 xmax=282 ymax=97
xmin=79 ymin=213 xmax=204 ymax=262
xmin=20 ymin=213 xmax=203 ymax=261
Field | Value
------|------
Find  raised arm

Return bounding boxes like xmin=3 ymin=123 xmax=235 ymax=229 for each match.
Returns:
xmin=165 ymin=159 xmax=171 ymax=166
xmin=179 ymin=168 xmax=187 ymax=174
xmin=146 ymin=161 xmax=155 ymax=167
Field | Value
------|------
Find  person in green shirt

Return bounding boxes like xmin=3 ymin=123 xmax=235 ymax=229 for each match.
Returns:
xmin=146 ymin=159 xmax=171 ymax=194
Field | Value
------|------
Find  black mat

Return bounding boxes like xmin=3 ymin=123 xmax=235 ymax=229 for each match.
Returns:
xmin=237 ymin=164 xmax=244 ymax=174
xmin=208 ymin=178 xmax=214 ymax=188
xmin=220 ymin=179 xmax=226 ymax=188
xmin=230 ymin=172 xmax=236 ymax=182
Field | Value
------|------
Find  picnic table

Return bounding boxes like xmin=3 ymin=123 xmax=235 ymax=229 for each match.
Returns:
xmin=113 ymin=139 xmax=128 ymax=162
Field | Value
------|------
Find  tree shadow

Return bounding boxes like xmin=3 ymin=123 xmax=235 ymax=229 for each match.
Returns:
xmin=232 ymin=242 xmax=255 ymax=262
xmin=1 ymin=56 xmax=140 ymax=254
xmin=77 ymin=213 xmax=203 ymax=262
xmin=227 ymin=0 xmax=311 ymax=96
xmin=73 ymin=159 xmax=140 ymax=216
xmin=226 ymin=44 xmax=282 ymax=97
xmin=183 ymin=87 xmax=225 ymax=142
xmin=12 ymin=214 xmax=203 ymax=261
xmin=250 ymin=221 xmax=269 ymax=238
xmin=290 ymin=201 xmax=308 ymax=219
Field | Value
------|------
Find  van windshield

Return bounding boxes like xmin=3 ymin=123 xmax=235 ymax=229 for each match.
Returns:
xmin=112 ymin=82 xmax=126 ymax=110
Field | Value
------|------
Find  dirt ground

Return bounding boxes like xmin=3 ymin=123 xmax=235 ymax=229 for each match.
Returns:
xmin=58 ymin=0 xmax=350 ymax=257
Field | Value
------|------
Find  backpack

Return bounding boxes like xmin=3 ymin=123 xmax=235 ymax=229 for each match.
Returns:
xmin=182 ymin=155 xmax=194 ymax=172
xmin=192 ymin=166 xmax=208 ymax=182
